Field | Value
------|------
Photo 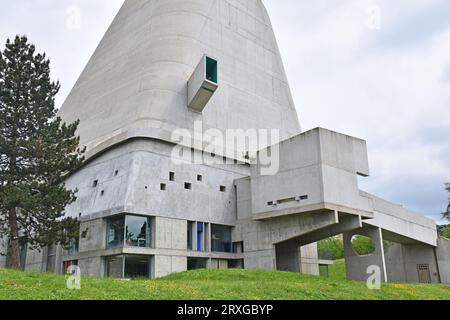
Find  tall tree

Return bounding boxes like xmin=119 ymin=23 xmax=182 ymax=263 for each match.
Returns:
xmin=444 ymin=183 xmax=450 ymax=222
xmin=0 ymin=36 xmax=85 ymax=269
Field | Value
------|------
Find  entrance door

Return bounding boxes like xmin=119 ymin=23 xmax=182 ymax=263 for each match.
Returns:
xmin=417 ymin=264 xmax=431 ymax=283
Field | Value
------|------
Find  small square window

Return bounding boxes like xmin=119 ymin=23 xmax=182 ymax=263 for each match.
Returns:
xmin=115 ymin=170 xmax=119 ymax=176
xmin=100 ymin=190 xmax=105 ymax=196
xmin=220 ymin=186 xmax=226 ymax=192
xmin=197 ymin=175 xmax=203 ymax=182
xmin=93 ymin=180 xmax=98 ymax=188
xmin=169 ymin=172 xmax=175 ymax=181
xmin=185 ymin=182 xmax=192 ymax=190
xmin=160 ymin=183 xmax=166 ymax=191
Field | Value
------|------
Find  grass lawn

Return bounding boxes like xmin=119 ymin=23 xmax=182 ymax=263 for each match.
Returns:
xmin=0 ymin=260 xmax=449 ymax=300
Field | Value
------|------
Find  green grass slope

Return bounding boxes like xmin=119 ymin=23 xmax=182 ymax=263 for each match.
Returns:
xmin=0 ymin=261 xmax=449 ymax=300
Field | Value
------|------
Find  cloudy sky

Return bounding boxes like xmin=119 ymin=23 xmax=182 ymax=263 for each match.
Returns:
xmin=0 ymin=0 xmax=449 ymax=223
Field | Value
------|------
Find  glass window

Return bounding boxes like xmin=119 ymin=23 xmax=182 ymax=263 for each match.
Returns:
xmin=107 ymin=215 xmax=152 ymax=249
xmin=124 ymin=256 xmax=151 ymax=278
xmin=211 ymin=225 xmax=232 ymax=253
xmin=187 ymin=258 xmax=208 ymax=270
xmin=187 ymin=221 xmax=194 ymax=250
xmin=206 ymin=56 xmax=218 ymax=83
xmin=125 ymin=216 xmax=150 ymax=248
xmin=68 ymin=239 xmax=79 ymax=256
xmin=106 ymin=256 xmax=124 ymax=278
xmin=107 ymin=216 xmax=125 ymax=249
xmin=106 ymin=255 xmax=151 ymax=279
xmin=197 ymin=222 xmax=204 ymax=251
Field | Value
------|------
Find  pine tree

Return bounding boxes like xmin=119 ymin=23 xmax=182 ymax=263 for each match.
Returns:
xmin=0 ymin=36 xmax=85 ymax=269
xmin=444 ymin=183 xmax=450 ymax=222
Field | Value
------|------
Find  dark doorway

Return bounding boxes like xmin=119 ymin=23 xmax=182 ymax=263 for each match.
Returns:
xmin=187 ymin=258 xmax=208 ymax=270
xmin=125 ymin=256 xmax=151 ymax=278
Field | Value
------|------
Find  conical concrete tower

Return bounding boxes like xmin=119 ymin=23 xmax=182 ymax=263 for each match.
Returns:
xmin=49 ymin=0 xmax=303 ymax=278
xmin=59 ymin=0 xmax=301 ymax=157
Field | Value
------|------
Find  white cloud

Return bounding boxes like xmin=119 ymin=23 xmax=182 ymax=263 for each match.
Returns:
xmin=264 ymin=0 xmax=450 ymax=220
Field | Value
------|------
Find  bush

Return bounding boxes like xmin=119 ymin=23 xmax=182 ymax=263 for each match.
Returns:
xmin=318 ymin=237 xmax=344 ymax=260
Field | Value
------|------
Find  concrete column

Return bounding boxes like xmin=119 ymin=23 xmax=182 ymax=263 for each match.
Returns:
xmin=343 ymin=226 xmax=387 ymax=282
xmin=299 ymin=243 xmax=320 ymax=276
xmin=436 ymin=238 xmax=450 ymax=284
xmin=0 ymin=236 xmax=8 ymax=268
xmin=275 ymin=239 xmax=300 ymax=272
xmin=55 ymin=244 xmax=64 ymax=274
xmin=192 ymin=222 xmax=198 ymax=251
xmin=205 ymin=223 xmax=211 ymax=252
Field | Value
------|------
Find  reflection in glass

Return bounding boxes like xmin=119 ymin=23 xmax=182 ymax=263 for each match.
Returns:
xmin=211 ymin=224 xmax=232 ymax=253
xmin=107 ymin=215 xmax=152 ymax=249
xmin=125 ymin=216 xmax=150 ymax=247
xmin=106 ymin=255 xmax=151 ymax=278
xmin=107 ymin=216 xmax=125 ymax=249
xmin=124 ymin=255 xmax=150 ymax=278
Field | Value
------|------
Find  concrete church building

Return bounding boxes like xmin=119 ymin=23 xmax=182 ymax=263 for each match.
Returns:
xmin=2 ymin=0 xmax=449 ymax=284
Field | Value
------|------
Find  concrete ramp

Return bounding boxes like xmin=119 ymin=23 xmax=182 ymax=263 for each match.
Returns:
xmin=361 ymin=191 xmax=437 ymax=247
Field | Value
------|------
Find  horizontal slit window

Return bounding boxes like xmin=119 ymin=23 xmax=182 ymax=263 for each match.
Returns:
xmin=277 ymin=197 xmax=296 ymax=204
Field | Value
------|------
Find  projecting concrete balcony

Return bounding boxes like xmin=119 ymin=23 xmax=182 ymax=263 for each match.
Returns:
xmin=249 ymin=128 xmax=374 ymax=222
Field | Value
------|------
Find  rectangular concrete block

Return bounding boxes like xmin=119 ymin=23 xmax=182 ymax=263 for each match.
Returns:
xmin=79 ymin=257 xmax=103 ymax=277
xmin=154 ymin=255 xmax=187 ymax=278
xmin=155 ymin=217 xmax=187 ymax=250
xmin=79 ymin=219 xmax=106 ymax=252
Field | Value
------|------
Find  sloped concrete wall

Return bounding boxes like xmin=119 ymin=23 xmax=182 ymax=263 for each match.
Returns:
xmin=66 ymin=139 xmax=248 ymax=226
xmin=58 ymin=0 xmax=301 ymax=157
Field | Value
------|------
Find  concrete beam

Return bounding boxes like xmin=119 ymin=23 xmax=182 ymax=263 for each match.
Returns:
xmin=296 ymin=213 xmax=362 ymax=246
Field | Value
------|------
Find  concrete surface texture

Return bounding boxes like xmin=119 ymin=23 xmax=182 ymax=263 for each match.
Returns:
xmin=4 ymin=0 xmax=448 ymax=284
xmin=0 ymin=236 xmax=7 ymax=268
xmin=57 ymin=0 xmax=301 ymax=159
xmin=436 ymin=238 xmax=450 ymax=283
